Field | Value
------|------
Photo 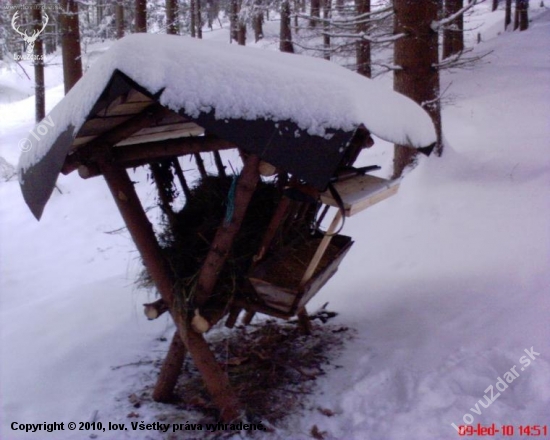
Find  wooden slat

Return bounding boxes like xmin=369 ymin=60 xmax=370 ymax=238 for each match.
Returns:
xmin=115 ymin=123 xmax=204 ymax=146
xmin=77 ymin=115 xmax=136 ymax=137
xmin=320 ymin=175 xmax=401 ymax=217
xmin=97 ymin=100 xmax=152 ymax=117
xmin=126 ymin=89 xmax=152 ymax=103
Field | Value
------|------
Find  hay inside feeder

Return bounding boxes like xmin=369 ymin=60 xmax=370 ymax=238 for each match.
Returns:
xmin=138 ymin=174 xmax=311 ymax=316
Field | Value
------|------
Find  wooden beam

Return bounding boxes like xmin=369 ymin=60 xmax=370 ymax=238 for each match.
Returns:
xmin=173 ymin=158 xmax=192 ymax=200
xmin=100 ymin=160 xmax=176 ymax=307
xmin=64 ymin=136 xmax=235 ymax=176
xmin=63 ymin=104 xmax=171 ymax=173
xmin=100 ymin=160 xmax=242 ymax=421
xmin=144 ymin=298 xmax=168 ymax=320
xmin=152 ymin=331 xmax=187 ymax=402
xmin=193 ymin=154 xmax=261 ymax=307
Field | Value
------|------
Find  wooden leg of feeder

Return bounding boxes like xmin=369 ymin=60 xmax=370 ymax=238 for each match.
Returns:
xmin=300 ymin=210 xmax=343 ymax=286
xmin=100 ymin=161 xmax=241 ymax=420
xmin=242 ymin=310 xmax=256 ymax=326
xmin=194 ymin=154 xmax=261 ymax=307
xmin=183 ymin=329 xmax=242 ymax=422
xmin=153 ymin=331 xmax=187 ymax=402
xmin=100 ymin=161 xmax=176 ymax=307
xmin=297 ymin=308 xmax=312 ymax=335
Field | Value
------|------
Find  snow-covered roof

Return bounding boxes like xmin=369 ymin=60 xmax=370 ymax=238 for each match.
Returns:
xmin=18 ymin=34 xmax=436 ymax=219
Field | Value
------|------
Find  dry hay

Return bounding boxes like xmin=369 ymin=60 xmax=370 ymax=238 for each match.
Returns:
xmin=170 ymin=314 xmax=352 ymax=425
xmin=138 ymin=174 xmax=316 ymax=316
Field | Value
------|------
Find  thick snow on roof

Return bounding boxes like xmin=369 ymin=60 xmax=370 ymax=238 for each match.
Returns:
xmin=18 ymin=33 xmax=436 ymax=174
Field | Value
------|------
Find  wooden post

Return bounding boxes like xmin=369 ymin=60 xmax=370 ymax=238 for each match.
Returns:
xmin=153 ymin=331 xmax=187 ymax=402
xmin=194 ymin=154 xmax=261 ymax=307
xmin=300 ymin=210 xmax=342 ymax=286
xmin=99 ymin=160 xmax=242 ymax=421
xmin=194 ymin=153 xmax=207 ymax=178
xmin=213 ymin=151 xmax=227 ymax=178
xmin=172 ymin=158 xmax=192 ymax=200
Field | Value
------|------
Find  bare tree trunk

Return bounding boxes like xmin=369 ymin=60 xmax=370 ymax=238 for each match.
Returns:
xmin=355 ymin=0 xmax=371 ymax=77
xmin=190 ymin=0 xmax=196 ymax=37
xmin=310 ymin=0 xmax=321 ymax=27
xmin=252 ymin=6 xmax=264 ymax=42
xmin=443 ymin=0 xmax=464 ymax=59
xmin=116 ymin=0 xmax=124 ymax=39
xmin=230 ymin=0 xmax=238 ymax=42
xmin=280 ymin=1 xmax=295 ymax=53
xmin=166 ymin=0 xmax=178 ymax=34
xmin=33 ymin=0 xmax=45 ymax=122
xmin=196 ymin=0 xmax=203 ymax=38
xmin=505 ymin=0 xmax=512 ymax=28
xmin=514 ymin=0 xmax=520 ymax=29
xmin=237 ymin=21 xmax=246 ymax=45
xmin=492 ymin=0 xmax=500 ymax=11
xmin=135 ymin=0 xmax=147 ymax=32
xmin=393 ymin=0 xmax=441 ymax=178
xmin=60 ymin=0 xmax=83 ymax=94
xmin=322 ymin=0 xmax=331 ymax=60
xmin=517 ymin=0 xmax=529 ymax=30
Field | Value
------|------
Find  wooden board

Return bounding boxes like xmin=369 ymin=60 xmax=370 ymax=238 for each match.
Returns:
xmin=248 ymin=235 xmax=353 ymax=315
xmin=320 ymin=175 xmax=401 ymax=217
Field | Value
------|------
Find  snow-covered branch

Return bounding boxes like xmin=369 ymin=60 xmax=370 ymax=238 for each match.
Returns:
xmin=431 ymin=0 xmax=486 ymax=32
xmin=433 ymin=48 xmax=493 ymax=70
xmin=321 ymin=31 xmax=407 ymax=44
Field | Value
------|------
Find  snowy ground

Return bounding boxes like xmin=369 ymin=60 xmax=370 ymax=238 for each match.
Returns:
xmin=1 ymin=4 xmax=550 ymax=440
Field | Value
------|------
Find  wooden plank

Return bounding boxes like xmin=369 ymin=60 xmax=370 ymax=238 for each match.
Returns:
xmin=299 ymin=210 xmax=342 ymax=286
xmin=320 ymin=175 xmax=401 ymax=217
xmin=115 ymin=123 xmax=205 ymax=146
xmin=126 ymin=89 xmax=152 ymax=103
xmin=98 ymin=100 xmax=153 ymax=117
xmin=78 ymin=115 xmax=136 ymax=137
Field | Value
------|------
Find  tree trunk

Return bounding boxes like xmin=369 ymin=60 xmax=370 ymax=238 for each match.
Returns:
xmin=230 ymin=0 xmax=239 ymax=42
xmin=196 ymin=0 xmax=203 ymax=38
xmin=355 ymin=0 xmax=371 ymax=77
xmin=310 ymin=0 xmax=321 ymax=27
xmin=60 ymin=0 xmax=83 ymax=94
xmin=322 ymin=0 xmax=331 ymax=60
xmin=116 ymin=0 xmax=124 ymax=39
xmin=517 ymin=0 xmax=529 ymax=30
xmin=505 ymin=0 xmax=512 ymax=28
xmin=190 ymin=0 xmax=196 ymax=37
xmin=237 ymin=21 xmax=246 ymax=45
xmin=492 ymin=0 xmax=500 ymax=11
xmin=280 ymin=1 xmax=295 ymax=53
xmin=443 ymin=0 xmax=464 ymax=59
xmin=514 ymin=0 xmax=520 ymax=29
xmin=252 ymin=9 xmax=264 ymax=42
xmin=135 ymin=0 xmax=147 ymax=32
xmin=393 ymin=0 xmax=441 ymax=178
xmin=166 ymin=0 xmax=178 ymax=34
xmin=32 ymin=0 xmax=45 ymax=122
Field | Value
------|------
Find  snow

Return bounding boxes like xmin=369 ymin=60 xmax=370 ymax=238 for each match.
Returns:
xmin=2 ymin=4 xmax=550 ymax=440
xmin=17 ymin=33 xmax=437 ymax=175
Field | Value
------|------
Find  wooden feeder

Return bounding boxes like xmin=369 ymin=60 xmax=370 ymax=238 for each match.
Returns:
xmin=247 ymin=174 xmax=400 ymax=317
xmin=17 ymin=35 xmax=434 ymax=424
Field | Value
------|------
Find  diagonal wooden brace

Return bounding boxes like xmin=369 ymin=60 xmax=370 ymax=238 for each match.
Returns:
xmin=99 ymin=160 xmax=241 ymax=421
